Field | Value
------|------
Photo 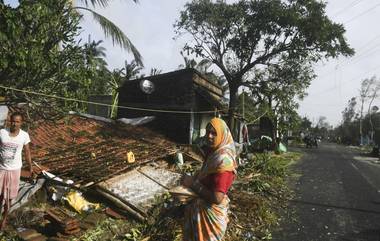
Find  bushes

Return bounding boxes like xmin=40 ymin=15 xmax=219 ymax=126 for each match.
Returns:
xmin=239 ymin=153 xmax=290 ymax=178
xmin=225 ymin=152 xmax=301 ymax=240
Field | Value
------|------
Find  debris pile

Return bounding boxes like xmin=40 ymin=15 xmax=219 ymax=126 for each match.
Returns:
xmin=17 ymin=229 xmax=47 ymax=241
xmin=45 ymin=208 xmax=81 ymax=236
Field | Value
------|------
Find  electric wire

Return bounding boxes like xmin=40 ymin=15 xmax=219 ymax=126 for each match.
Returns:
xmin=332 ymin=0 xmax=365 ymax=18
xmin=316 ymin=34 xmax=380 ymax=80
xmin=317 ymin=46 xmax=380 ymax=80
xmin=247 ymin=110 xmax=268 ymax=125
xmin=308 ymin=63 xmax=380 ymax=97
xmin=0 ymin=85 xmax=226 ymax=114
xmin=343 ymin=2 xmax=380 ymax=24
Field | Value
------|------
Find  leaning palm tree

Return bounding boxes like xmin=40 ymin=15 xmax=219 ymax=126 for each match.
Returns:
xmin=73 ymin=0 xmax=143 ymax=66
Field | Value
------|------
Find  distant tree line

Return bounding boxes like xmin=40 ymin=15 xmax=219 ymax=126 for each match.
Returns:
xmin=333 ymin=76 xmax=380 ymax=145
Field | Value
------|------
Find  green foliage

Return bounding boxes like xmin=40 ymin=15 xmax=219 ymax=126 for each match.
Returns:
xmin=121 ymin=60 xmax=144 ymax=81
xmin=180 ymin=162 xmax=197 ymax=175
xmin=334 ymin=97 xmax=360 ymax=144
xmin=238 ymin=152 xmax=301 ymax=193
xmin=79 ymin=217 xmax=139 ymax=241
xmin=300 ymin=116 xmax=312 ymax=131
xmin=0 ymin=1 xmax=118 ymax=118
xmin=175 ymin=0 xmax=354 ymax=123
xmin=239 ymin=153 xmax=284 ymax=178
xmin=83 ymin=38 xmax=113 ymax=95
xmin=237 ymin=92 xmax=259 ymax=123
xmin=123 ymin=228 xmax=141 ymax=241
xmin=335 ymin=114 xmax=377 ymax=145
xmin=0 ymin=0 xmax=81 ymax=86
xmin=0 ymin=0 xmax=87 ymax=115
xmin=138 ymin=194 xmax=183 ymax=241
xmin=224 ymin=152 xmax=302 ymax=240
xmin=0 ymin=234 xmax=20 ymax=241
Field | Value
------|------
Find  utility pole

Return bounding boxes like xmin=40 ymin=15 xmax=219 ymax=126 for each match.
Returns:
xmin=242 ymin=87 xmax=245 ymax=119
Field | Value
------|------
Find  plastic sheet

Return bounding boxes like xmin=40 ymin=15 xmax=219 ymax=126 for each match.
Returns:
xmin=65 ymin=191 xmax=100 ymax=213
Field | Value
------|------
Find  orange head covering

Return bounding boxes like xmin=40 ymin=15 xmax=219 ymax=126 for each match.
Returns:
xmin=198 ymin=118 xmax=237 ymax=177
xmin=209 ymin=117 xmax=234 ymax=149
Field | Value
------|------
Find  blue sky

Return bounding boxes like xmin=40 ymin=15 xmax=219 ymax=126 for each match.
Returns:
xmin=4 ymin=0 xmax=380 ymax=126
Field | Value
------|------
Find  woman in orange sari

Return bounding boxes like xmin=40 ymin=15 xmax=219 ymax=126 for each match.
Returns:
xmin=182 ymin=117 xmax=237 ymax=241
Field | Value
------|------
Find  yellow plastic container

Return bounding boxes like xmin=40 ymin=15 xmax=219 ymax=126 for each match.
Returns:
xmin=127 ymin=151 xmax=135 ymax=163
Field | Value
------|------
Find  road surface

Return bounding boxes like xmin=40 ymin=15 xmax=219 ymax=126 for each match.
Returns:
xmin=273 ymin=143 xmax=380 ymax=241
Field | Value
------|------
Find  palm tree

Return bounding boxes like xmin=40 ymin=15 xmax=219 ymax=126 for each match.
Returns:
xmin=121 ymin=59 xmax=144 ymax=81
xmin=73 ymin=0 xmax=143 ymax=66
xmin=83 ymin=36 xmax=108 ymax=69
xmin=178 ymin=52 xmax=197 ymax=69
xmin=178 ymin=52 xmax=229 ymax=95
xmin=82 ymin=37 xmax=113 ymax=96
xmin=149 ymin=68 xmax=162 ymax=76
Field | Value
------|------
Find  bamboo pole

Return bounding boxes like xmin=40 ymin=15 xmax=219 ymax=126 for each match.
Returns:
xmin=94 ymin=186 xmax=146 ymax=222
xmin=95 ymin=185 xmax=145 ymax=215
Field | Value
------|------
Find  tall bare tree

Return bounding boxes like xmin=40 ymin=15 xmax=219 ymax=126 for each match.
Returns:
xmin=359 ymin=77 xmax=377 ymax=145
xmin=366 ymin=76 xmax=380 ymax=142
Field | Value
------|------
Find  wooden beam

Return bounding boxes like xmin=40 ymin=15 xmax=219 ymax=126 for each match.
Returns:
xmin=94 ymin=186 xmax=146 ymax=222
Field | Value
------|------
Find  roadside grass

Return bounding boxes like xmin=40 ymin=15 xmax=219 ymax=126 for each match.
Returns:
xmin=348 ymin=144 xmax=373 ymax=153
xmin=225 ymin=151 xmax=302 ymax=240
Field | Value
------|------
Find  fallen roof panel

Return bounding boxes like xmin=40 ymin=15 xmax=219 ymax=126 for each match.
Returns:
xmin=97 ymin=165 xmax=181 ymax=214
xmin=29 ymin=115 xmax=177 ymax=185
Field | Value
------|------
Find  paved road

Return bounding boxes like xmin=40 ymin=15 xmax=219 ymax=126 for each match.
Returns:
xmin=273 ymin=143 xmax=380 ymax=241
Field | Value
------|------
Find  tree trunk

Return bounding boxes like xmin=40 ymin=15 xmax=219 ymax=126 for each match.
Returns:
xmin=368 ymin=93 xmax=377 ymax=144
xmin=359 ymin=118 xmax=363 ymax=145
xmin=360 ymin=100 xmax=364 ymax=145
xmin=272 ymin=116 xmax=278 ymax=151
xmin=228 ymin=83 xmax=239 ymax=138
xmin=269 ymin=98 xmax=278 ymax=151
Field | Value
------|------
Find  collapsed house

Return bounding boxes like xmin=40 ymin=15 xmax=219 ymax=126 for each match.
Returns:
xmin=27 ymin=113 xmax=182 ymax=221
xmin=4 ymin=69 xmax=249 ymax=236
xmin=117 ymin=68 xmax=226 ymax=144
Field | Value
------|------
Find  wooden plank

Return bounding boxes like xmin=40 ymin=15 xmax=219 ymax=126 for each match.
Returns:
xmin=95 ymin=184 xmax=147 ymax=217
xmin=193 ymin=75 xmax=223 ymax=97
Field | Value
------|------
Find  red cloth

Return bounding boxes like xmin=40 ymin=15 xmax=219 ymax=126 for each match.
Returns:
xmin=200 ymin=171 xmax=235 ymax=194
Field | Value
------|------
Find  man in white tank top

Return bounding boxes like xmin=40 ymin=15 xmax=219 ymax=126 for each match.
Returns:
xmin=0 ymin=112 xmax=32 ymax=230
